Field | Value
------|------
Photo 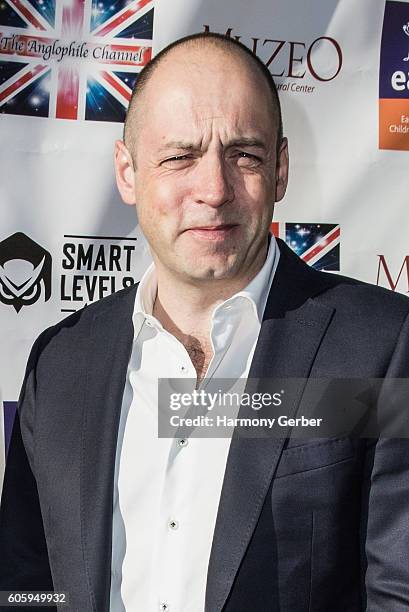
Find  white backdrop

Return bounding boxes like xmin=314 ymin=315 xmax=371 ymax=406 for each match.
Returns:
xmin=1 ymin=0 xmax=408 ymax=484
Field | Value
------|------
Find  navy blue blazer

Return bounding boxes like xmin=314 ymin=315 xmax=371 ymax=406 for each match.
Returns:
xmin=1 ymin=238 xmax=409 ymax=612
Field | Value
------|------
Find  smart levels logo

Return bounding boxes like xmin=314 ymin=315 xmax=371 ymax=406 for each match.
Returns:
xmin=0 ymin=231 xmax=139 ymax=313
xmin=0 ymin=0 xmax=153 ymax=121
xmin=60 ymin=233 xmax=137 ymax=312
xmin=0 ymin=232 xmax=52 ymax=312
xmin=379 ymin=0 xmax=409 ymax=150
xmin=271 ymin=223 xmax=340 ymax=272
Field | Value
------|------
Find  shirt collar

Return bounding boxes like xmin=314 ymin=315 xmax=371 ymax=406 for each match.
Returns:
xmin=212 ymin=233 xmax=279 ymax=323
xmin=133 ymin=233 xmax=279 ymax=333
xmin=134 ymin=260 xmax=157 ymax=317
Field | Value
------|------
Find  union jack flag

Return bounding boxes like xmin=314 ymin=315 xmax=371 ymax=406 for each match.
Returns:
xmin=0 ymin=0 xmax=154 ymax=121
xmin=271 ymin=222 xmax=340 ymax=271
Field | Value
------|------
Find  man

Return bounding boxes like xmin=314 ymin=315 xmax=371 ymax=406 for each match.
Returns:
xmin=1 ymin=31 xmax=409 ymax=612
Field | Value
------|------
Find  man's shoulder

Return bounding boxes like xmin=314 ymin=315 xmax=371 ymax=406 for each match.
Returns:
xmin=53 ymin=281 xmax=137 ymax=330
xmin=33 ymin=282 xmax=138 ymax=360
xmin=315 ymin=269 xmax=409 ymax=318
xmin=308 ymin=269 xmax=409 ymax=353
xmin=276 ymin=240 xmax=409 ymax=327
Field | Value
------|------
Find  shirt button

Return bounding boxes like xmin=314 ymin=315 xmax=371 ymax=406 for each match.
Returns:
xmin=160 ymin=604 xmax=169 ymax=611
xmin=168 ymin=519 xmax=179 ymax=530
xmin=177 ymin=438 xmax=188 ymax=448
xmin=146 ymin=320 xmax=153 ymax=327
xmin=180 ymin=365 xmax=187 ymax=373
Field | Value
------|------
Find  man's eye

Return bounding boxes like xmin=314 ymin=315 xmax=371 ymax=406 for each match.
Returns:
xmin=236 ymin=152 xmax=262 ymax=167
xmin=161 ymin=155 xmax=192 ymax=167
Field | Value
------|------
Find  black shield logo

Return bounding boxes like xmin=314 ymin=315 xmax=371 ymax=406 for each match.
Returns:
xmin=0 ymin=233 xmax=52 ymax=312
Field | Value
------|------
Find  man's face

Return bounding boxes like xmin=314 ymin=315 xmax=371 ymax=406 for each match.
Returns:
xmin=117 ymin=47 xmax=288 ymax=285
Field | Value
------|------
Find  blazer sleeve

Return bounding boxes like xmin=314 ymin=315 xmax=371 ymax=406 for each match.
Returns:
xmin=0 ymin=331 xmax=56 ymax=611
xmin=363 ymin=311 xmax=409 ymax=611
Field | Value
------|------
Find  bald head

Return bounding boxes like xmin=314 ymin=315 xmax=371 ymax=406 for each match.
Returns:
xmin=123 ymin=32 xmax=283 ymax=161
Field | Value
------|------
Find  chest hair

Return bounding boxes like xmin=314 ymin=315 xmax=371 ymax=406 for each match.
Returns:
xmin=184 ymin=334 xmax=213 ymax=384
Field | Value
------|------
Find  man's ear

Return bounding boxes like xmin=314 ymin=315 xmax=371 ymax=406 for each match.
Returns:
xmin=275 ymin=137 xmax=289 ymax=203
xmin=114 ymin=140 xmax=136 ymax=206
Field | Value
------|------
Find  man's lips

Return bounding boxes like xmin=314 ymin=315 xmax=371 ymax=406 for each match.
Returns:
xmin=183 ymin=224 xmax=239 ymax=240
xmin=185 ymin=223 xmax=238 ymax=232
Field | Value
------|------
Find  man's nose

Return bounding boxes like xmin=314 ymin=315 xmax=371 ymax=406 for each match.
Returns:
xmin=193 ymin=153 xmax=234 ymax=208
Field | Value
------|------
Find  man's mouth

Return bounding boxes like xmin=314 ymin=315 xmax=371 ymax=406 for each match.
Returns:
xmin=184 ymin=224 xmax=239 ymax=240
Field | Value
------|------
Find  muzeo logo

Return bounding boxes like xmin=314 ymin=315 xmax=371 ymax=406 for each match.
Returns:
xmin=376 ymin=254 xmax=409 ymax=293
xmin=0 ymin=232 xmax=52 ymax=312
xmin=379 ymin=1 xmax=409 ymax=150
xmin=203 ymin=25 xmax=343 ymax=95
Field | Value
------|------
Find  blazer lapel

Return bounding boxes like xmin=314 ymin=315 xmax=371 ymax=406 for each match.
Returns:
xmin=205 ymin=240 xmax=335 ymax=612
xmin=80 ymin=286 xmax=137 ymax=612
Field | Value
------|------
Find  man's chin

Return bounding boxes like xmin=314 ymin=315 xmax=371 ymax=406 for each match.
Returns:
xmin=178 ymin=260 xmax=242 ymax=283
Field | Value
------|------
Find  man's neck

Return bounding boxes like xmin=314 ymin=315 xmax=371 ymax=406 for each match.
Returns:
xmin=152 ymin=269 xmax=254 ymax=338
xmin=150 ymin=246 xmax=269 ymax=383
xmin=152 ymin=275 xmax=236 ymax=382
xmin=151 ymin=239 xmax=270 ymax=337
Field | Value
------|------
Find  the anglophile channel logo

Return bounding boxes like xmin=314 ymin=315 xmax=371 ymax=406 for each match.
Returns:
xmin=0 ymin=0 xmax=154 ymax=121
xmin=271 ymin=222 xmax=340 ymax=272
xmin=0 ymin=232 xmax=52 ymax=312
xmin=379 ymin=0 xmax=409 ymax=151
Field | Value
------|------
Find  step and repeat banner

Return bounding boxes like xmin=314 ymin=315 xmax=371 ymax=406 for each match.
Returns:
xmin=1 ymin=0 xmax=408 ymax=486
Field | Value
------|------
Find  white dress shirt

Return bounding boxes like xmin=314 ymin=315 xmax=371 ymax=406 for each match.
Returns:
xmin=110 ymin=235 xmax=279 ymax=612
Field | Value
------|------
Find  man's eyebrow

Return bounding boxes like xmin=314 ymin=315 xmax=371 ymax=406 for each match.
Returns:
xmin=158 ymin=141 xmax=198 ymax=152
xmin=158 ymin=137 xmax=268 ymax=153
xmin=226 ymin=137 xmax=267 ymax=150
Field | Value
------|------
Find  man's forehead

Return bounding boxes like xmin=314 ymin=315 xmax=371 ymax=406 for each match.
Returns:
xmin=126 ymin=40 xmax=279 ymax=155
xmin=142 ymin=65 xmax=274 ymax=136
xmin=143 ymin=101 xmax=274 ymax=151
